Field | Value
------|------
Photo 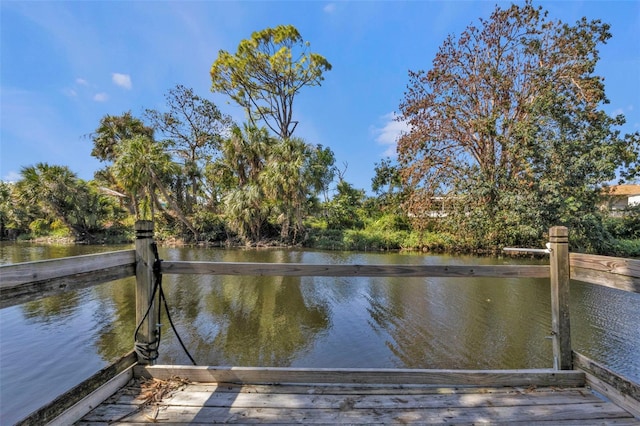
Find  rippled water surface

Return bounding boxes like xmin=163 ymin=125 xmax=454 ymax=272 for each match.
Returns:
xmin=1 ymin=242 xmax=639 ymax=424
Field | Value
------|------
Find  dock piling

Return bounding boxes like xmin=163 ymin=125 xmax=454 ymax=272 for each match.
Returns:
xmin=134 ymin=220 xmax=158 ymax=365
xmin=549 ymin=226 xmax=572 ymax=370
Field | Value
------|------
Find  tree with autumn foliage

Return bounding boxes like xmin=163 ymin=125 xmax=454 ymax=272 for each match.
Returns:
xmin=397 ymin=1 xmax=639 ymax=251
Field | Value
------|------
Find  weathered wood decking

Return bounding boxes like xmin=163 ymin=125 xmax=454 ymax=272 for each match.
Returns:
xmin=77 ymin=368 xmax=638 ymax=425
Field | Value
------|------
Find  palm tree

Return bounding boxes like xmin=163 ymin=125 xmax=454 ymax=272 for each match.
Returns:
xmin=0 ymin=181 xmax=17 ymax=237
xmin=223 ymin=184 xmax=267 ymax=242
xmin=219 ymin=124 xmax=274 ymax=186
xmin=91 ymin=112 xmax=154 ymax=162
xmin=112 ymin=135 xmax=199 ymax=239
xmin=15 ymin=163 xmax=99 ymax=240
xmin=263 ymin=138 xmax=309 ymax=242
xmin=209 ymin=124 xmax=276 ymax=242
xmin=90 ymin=112 xmax=155 ymax=216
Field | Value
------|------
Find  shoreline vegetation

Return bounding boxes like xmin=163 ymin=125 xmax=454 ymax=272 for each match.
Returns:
xmin=7 ymin=223 xmax=640 ymax=258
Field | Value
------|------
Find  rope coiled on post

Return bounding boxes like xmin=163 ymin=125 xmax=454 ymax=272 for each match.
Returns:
xmin=133 ymin=242 xmax=197 ymax=365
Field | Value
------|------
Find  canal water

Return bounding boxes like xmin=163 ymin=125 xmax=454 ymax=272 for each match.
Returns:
xmin=1 ymin=242 xmax=639 ymax=424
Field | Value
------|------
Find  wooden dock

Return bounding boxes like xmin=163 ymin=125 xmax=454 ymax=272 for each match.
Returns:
xmin=77 ymin=372 xmax=638 ymax=425
xmin=2 ymin=222 xmax=639 ymax=425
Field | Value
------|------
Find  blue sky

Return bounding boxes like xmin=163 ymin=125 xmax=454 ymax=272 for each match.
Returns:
xmin=1 ymin=1 xmax=639 ymax=192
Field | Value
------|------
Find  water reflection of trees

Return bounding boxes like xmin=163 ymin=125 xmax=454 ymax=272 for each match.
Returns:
xmin=366 ymin=277 xmax=552 ymax=369
xmin=130 ymin=249 xmax=332 ymax=367
xmin=21 ymin=291 xmax=83 ymax=324
xmin=7 ymin=244 xmax=637 ymax=380
xmin=19 ymin=277 xmax=137 ymax=363
xmin=93 ymin=278 xmax=137 ymax=361
xmin=201 ymin=275 xmax=330 ymax=366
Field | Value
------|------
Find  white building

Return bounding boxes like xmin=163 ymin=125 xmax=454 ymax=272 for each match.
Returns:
xmin=601 ymin=184 xmax=640 ymax=212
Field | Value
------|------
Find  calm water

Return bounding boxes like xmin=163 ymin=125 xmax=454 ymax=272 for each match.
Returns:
xmin=1 ymin=242 xmax=639 ymax=424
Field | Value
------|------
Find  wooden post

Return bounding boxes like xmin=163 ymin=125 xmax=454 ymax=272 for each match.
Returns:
xmin=549 ymin=226 xmax=572 ymax=370
xmin=134 ymin=220 xmax=157 ymax=365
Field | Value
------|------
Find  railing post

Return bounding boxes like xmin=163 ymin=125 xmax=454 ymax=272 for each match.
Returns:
xmin=134 ymin=220 xmax=157 ymax=365
xmin=549 ymin=226 xmax=572 ymax=370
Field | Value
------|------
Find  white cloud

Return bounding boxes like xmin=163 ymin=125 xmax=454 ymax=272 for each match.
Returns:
xmin=611 ymin=105 xmax=636 ymax=118
xmin=63 ymin=78 xmax=88 ymax=97
xmin=93 ymin=92 xmax=109 ymax=102
xmin=63 ymin=88 xmax=77 ymax=97
xmin=373 ymin=112 xmax=410 ymax=158
xmin=112 ymin=73 xmax=132 ymax=90
xmin=2 ymin=171 xmax=21 ymax=183
xmin=324 ymin=3 xmax=336 ymax=13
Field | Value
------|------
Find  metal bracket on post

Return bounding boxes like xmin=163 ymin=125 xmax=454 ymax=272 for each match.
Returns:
xmin=549 ymin=226 xmax=572 ymax=370
xmin=503 ymin=243 xmax=551 ymax=255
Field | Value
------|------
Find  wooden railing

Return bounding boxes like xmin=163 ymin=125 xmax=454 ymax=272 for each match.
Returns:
xmin=0 ymin=249 xmax=135 ymax=309
xmin=0 ymin=221 xmax=576 ymax=370
xmin=567 ymin=249 xmax=640 ymax=415
xmin=570 ymin=252 xmax=640 ymax=294
xmin=131 ymin=223 xmax=568 ymax=368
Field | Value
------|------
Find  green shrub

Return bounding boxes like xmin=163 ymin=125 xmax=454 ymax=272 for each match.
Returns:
xmin=305 ymin=228 xmax=345 ymax=250
xmin=609 ymin=239 xmax=640 ymax=257
xmin=369 ymin=214 xmax=411 ymax=232
xmin=28 ymin=218 xmax=51 ymax=237
xmin=194 ymin=211 xmax=228 ymax=242
xmin=341 ymin=229 xmax=410 ymax=251
xmin=605 ymin=207 xmax=640 ymax=240
xmin=49 ymin=219 xmax=71 ymax=237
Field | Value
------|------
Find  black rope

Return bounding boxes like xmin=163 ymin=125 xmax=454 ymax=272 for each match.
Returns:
xmin=133 ymin=263 xmax=160 ymax=362
xmin=133 ymin=242 xmax=197 ymax=365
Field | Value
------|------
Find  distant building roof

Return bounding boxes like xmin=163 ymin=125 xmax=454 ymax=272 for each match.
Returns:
xmin=603 ymin=184 xmax=640 ymax=196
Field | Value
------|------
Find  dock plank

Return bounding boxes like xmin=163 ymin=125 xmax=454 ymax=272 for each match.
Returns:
xmin=102 ymin=387 xmax=602 ymax=410
xmin=79 ymin=402 xmax=636 ymax=424
xmin=134 ymin=365 xmax=586 ymax=387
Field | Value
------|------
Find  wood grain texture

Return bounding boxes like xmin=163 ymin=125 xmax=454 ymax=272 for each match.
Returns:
xmin=550 ymin=226 xmax=572 ymax=370
xmin=573 ymin=351 xmax=640 ymax=418
xmin=78 ymin=379 xmax=638 ymax=424
xmin=134 ymin=365 xmax=585 ymax=387
xmin=0 ymin=261 xmax=134 ymax=309
xmin=570 ymin=253 xmax=640 ymax=294
xmin=48 ymin=365 xmax=134 ymax=426
xmin=161 ymin=261 xmax=550 ymax=278
xmin=77 ymin=404 xmax=639 ymax=424
xmin=134 ymin=220 xmax=157 ymax=366
xmin=570 ymin=253 xmax=640 ymax=278
xmin=571 ymin=267 xmax=640 ymax=294
xmin=0 ymin=249 xmax=135 ymax=288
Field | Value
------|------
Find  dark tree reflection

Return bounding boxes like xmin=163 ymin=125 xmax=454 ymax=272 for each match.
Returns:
xmin=21 ymin=291 xmax=82 ymax=324
xmin=202 ymin=275 xmax=330 ymax=366
xmin=93 ymin=278 xmax=137 ymax=361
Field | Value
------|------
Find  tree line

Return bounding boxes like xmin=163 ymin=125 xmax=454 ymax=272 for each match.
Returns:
xmin=2 ymin=5 xmax=639 ymax=254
